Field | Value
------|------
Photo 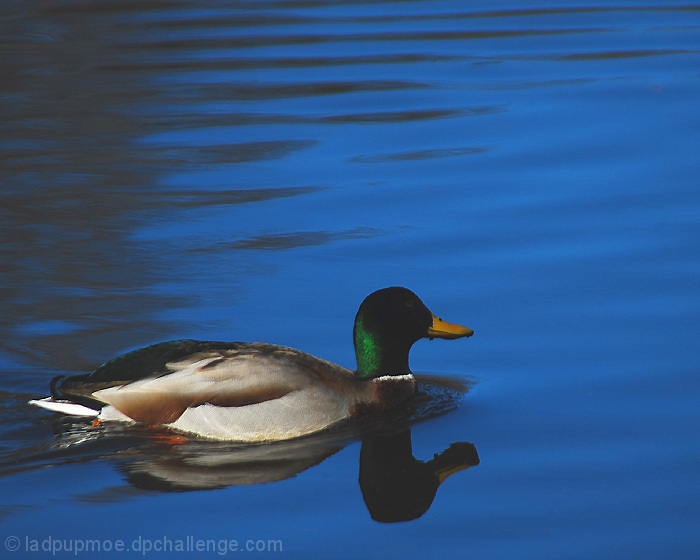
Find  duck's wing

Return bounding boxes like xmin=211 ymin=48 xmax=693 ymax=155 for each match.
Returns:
xmin=51 ymin=340 xmax=240 ymax=407
xmin=93 ymin=348 xmax=310 ymax=425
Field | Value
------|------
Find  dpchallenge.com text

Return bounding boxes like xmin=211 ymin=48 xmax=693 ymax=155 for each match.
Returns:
xmin=5 ymin=535 xmax=283 ymax=556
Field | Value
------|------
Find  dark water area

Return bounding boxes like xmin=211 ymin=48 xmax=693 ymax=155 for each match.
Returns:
xmin=1 ymin=1 xmax=699 ymax=558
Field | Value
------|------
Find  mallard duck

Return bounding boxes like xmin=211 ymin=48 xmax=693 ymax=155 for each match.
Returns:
xmin=29 ymin=287 xmax=473 ymax=441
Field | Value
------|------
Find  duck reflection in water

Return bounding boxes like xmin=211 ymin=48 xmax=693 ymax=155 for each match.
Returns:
xmin=115 ymin=422 xmax=478 ymax=522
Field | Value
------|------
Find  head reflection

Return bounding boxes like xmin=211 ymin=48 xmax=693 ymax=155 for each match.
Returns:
xmin=359 ymin=429 xmax=479 ymax=523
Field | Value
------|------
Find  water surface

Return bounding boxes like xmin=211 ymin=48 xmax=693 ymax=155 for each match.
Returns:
xmin=1 ymin=1 xmax=699 ymax=558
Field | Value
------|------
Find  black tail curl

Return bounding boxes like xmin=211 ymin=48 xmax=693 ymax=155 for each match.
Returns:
xmin=48 ymin=373 xmax=98 ymax=409
xmin=49 ymin=375 xmax=67 ymax=400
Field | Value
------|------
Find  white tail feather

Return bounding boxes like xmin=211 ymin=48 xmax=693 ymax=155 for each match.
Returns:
xmin=28 ymin=397 xmax=99 ymax=417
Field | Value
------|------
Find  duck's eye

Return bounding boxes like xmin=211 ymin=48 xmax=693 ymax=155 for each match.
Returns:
xmin=404 ymin=300 xmax=414 ymax=308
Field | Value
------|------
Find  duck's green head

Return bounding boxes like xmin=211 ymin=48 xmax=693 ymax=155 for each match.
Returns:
xmin=353 ymin=287 xmax=473 ymax=379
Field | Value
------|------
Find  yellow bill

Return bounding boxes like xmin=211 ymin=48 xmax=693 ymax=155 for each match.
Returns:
xmin=427 ymin=314 xmax=474 ymax=340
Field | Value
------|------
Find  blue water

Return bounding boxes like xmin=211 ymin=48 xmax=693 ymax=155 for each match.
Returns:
xmin=1 ymin=1 xmax=699 ymax=558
